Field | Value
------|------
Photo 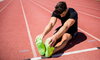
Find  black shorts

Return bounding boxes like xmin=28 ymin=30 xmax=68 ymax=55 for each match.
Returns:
xmin=54 ymin=26 xmax=77 ymax=38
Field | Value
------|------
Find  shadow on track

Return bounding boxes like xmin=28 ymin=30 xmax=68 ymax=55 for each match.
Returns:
xmin=48 ymin=32 xmax=87 ymax=58
xmin=36 ymin=32 xmax=87 ymax=59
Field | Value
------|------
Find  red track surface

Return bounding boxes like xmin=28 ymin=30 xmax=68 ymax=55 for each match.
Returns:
xmin=0 ymin=0 xmax=100 ymax=60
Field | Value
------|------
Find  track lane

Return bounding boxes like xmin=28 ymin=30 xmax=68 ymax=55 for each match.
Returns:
xmin=0 ymin=0 xmax=33 ymax=60
xmin=0 ymin=0 xmax=11 ymax=10
xmin=0 ymin=0 xmax=100 ymax=60
xmin=48 ymin=0 xmax=100 ymax=9
xmin=33 ymin=0 xmax=100 ymax=19
xmin=0 ymin=0 xmax=12 ymax=12
xmin=25 ymin=0 xmax=100 ymax=60
xmin=30 ymin=29 xmax=100 ymax=60
xmin=21 ymin=0 xmax=62 ymax=57
xmin=31 ymin=0 xmax=100 ymax=40
xmin=20 ymin=0 xmax=37 ymax=58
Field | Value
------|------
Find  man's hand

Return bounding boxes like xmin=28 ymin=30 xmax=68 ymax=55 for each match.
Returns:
xmin=35 ymin=34 xmax=44 ymax=42
xmin=48 ymin=36 xmax=57 ymax=47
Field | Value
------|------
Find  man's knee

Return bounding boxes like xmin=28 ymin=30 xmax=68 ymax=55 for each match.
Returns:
xmin=62 ymin=33 xmax=72 ymax=42
xmin=54 ymin=33 xmax=72 ymax=48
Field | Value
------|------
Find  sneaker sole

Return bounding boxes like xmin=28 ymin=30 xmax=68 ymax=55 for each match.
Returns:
xmin=36 ymin=36 xmax=45 ymax=55
xmin=45 ymin=38 xmax=54 ymax=57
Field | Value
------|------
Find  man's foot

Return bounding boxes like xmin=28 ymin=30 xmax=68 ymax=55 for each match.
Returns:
xmin=45 ymin=38 xmax=54 ymax=57
xmin=36 ymin=36 xmax=45 ymax=55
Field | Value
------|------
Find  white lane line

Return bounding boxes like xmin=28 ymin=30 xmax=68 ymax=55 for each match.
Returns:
xmin=29 ymin=0 xmax=52 ymax=13
xmin=33 ymin=0 xmax=100 ymax=19
xmin=20 ymin=0 xmax=37 ymax=58
xmin=30 ymin=47 xmax=100 ymax=60
xmin=52 ymin=47 xmax=99 ymax=57
xmin=88 ymin=40 xmax=95 ymax=42
xmin=36 ymin=0 xmax=100 ymax=11
xmin=29 ymin=0 xmax=100 ymax=42
xmin=0 ymin=0 xmax=12 ymax=12
xmin=0 ymin=0 xmax=4 ymax=2
xmin=78 ymin=28 xmax=100 ymax=42
xmin=68 ymin=0 xmax=100 ymax=6
xmin=19 ymin=49 xmax=29 ymax=52
xmin=67 ymin=3 xmax=100 ymax=11
xmin=77 ymin=11 xmax=100 ymax=19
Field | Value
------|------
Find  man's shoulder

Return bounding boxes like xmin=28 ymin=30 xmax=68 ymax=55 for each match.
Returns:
xmin=51 ymin=10 xmax=60 ymax=18
xmin=68 ymin=8 xmax=75 ymax=10
xmin=68 ymin=8 xmax=77 ymax=15
xmin=68 ymin=8 xmax=77 ymax=12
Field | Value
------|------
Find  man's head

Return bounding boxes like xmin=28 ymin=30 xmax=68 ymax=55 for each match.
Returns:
xmin=55 ymin=1 xmax=68 ymax=17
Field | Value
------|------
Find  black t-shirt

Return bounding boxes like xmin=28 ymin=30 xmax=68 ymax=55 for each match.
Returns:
xmin=51 ymin=8 xmax=78 ymax=33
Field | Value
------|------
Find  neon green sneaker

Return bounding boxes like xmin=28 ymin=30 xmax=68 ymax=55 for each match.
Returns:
xmin=36 ymin=36 xmax=45 ymax=55
xmin=45 ymin=38 xmax=54 ymax=57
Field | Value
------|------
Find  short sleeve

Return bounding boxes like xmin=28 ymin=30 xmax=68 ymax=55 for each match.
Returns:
xmin=51 ymin=11 xmax=60 ymax=18
xmin=69 ymin=12 xmax=78 ymax=20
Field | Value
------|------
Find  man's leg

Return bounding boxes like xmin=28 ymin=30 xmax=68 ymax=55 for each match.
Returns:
xmin=53 ymin=33 xmax=72 ymax=54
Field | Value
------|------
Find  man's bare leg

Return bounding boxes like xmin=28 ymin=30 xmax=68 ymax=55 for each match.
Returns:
xmin=53 ymin=33 xmax=72 ymax=54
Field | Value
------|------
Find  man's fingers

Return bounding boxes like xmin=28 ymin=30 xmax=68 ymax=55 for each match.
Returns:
xmin=49 ymin=41 xmax=54 ymax=47
xmin=49 ymin=42 xmax=52 ymax=46
xmin=49 ymin=40 xmax=53 ymax=46
xmin=51 ymin=42 xmax=55 ymax=47
xmin=48 ymin=39 xmax=52 ymax=43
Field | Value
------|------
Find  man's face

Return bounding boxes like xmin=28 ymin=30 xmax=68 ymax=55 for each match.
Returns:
xmin=60 ymin=9 xmax=68 ymax=17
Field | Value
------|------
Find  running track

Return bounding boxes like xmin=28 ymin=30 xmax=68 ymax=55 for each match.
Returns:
xmin=0 ymin=0 xmax=100 ymax=60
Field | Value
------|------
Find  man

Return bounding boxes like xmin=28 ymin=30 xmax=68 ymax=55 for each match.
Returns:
xmin=36 ymin=1 xmax=78 ymax=57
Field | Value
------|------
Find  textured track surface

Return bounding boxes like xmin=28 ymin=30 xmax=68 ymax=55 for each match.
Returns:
xmin=0 ymin=0 xmax=100 ymax=60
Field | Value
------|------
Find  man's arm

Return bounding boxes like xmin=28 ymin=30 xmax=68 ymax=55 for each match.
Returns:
xmin=53 ymin=19 xmax=75 ymax=40
xmin=49 ymin=19 xmax=75 ymax=47
xmin=42 ymin=17 xmax=57 ymax=38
